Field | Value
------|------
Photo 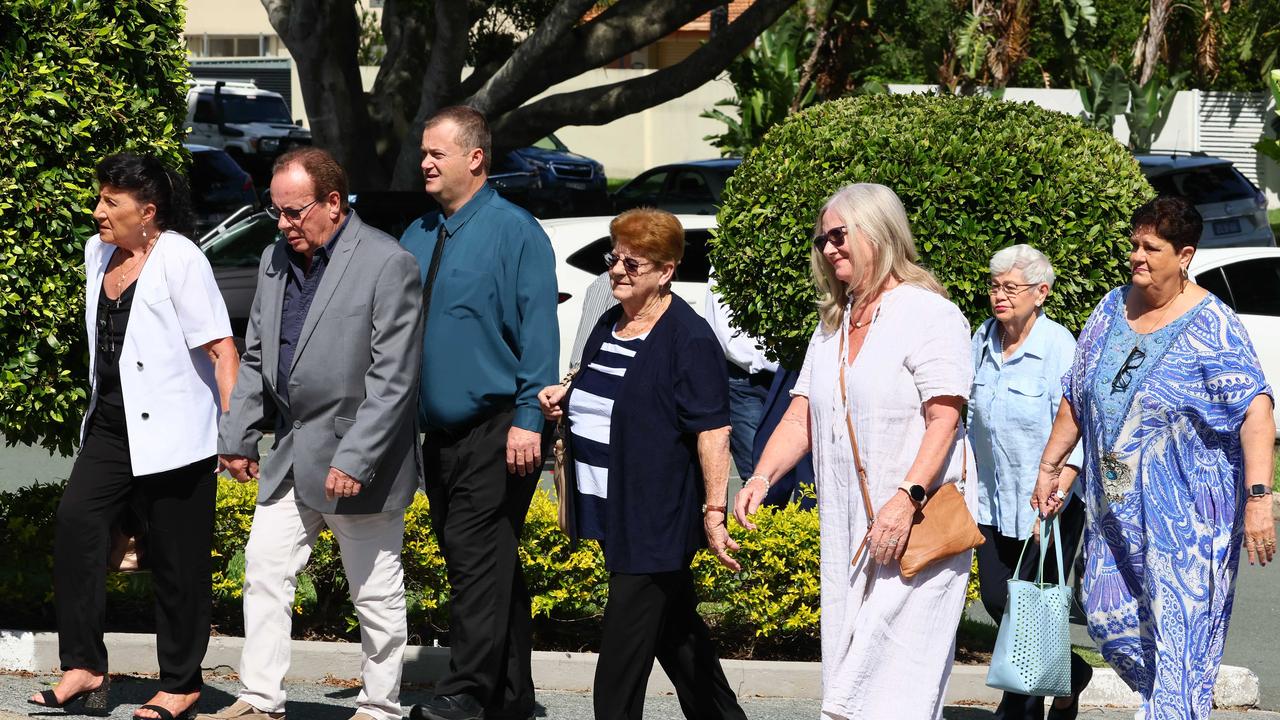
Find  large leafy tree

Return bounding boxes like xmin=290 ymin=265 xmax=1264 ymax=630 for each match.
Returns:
xmin=260 ymin=0 xmax=799 ymax=190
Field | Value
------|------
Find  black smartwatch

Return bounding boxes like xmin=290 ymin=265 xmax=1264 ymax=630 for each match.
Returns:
xmin=900 ymin=484 xmax=927 ymax=508
xmin=1248 ymin=483 xmax=1272 ymax=498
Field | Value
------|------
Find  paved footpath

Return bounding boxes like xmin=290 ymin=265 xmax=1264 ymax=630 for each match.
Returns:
xmin=2 ymin=674 xmax=1278 ymax=720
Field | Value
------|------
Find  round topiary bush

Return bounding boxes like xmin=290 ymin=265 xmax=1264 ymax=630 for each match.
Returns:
xmin=710 ymin=93 xmax=1154 ymax=368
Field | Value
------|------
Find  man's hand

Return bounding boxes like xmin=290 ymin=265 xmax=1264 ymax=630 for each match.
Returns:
xmin=219 ymin=454 xmax=259 ymax=483
xmin=325 ymin=467 xmax=363 ymax=500
xmin=507 ymin=426 xmax=543 ymax=476
xmin=704 ymin=510 xmax=741 ymax=571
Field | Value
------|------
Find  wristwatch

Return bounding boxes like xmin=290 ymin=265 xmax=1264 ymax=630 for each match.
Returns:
xmin=899 ymin=484 xmax=927 ymax=508
xmin=1248 ymin=483 xmax=1273 ymax=498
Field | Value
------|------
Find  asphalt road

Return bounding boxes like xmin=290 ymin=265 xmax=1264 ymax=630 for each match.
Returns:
xmin=3 ymin=674 xmax=1278 ymax=720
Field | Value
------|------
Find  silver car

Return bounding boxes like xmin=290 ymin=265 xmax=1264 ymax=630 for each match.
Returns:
xmin=1136 ymin=153 xmax=1275 ymax=248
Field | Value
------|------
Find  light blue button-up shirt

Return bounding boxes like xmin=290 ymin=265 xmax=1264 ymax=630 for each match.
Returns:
xmin=968 ymin=314 xmax=1084 ymax=539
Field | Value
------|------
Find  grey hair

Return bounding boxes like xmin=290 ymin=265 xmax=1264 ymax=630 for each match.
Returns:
xmin=989 ymin=244 xmax=1055 ymax=289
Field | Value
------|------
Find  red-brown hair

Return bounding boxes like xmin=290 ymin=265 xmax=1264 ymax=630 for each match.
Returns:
xmin=273 ymin=147 xmax=349 ymax=211
xmin=609 ymin=208 xmax=685 ymax=265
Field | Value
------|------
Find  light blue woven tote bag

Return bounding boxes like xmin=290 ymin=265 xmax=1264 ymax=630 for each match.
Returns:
xmin=985 ymin=515 xmax=1073 ymax=697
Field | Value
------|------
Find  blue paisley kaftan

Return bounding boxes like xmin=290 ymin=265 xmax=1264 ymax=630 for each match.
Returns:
xmin=1063 ymin=286 xmax=1271 ymax=719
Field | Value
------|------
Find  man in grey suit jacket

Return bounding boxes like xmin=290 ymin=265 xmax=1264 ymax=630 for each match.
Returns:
xmin=200 ymin=148 xmax=423 ymax=720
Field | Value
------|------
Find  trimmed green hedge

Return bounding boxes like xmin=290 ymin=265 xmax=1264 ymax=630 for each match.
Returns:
xmin=0 ymin=480 xmax=825 ymax=656
xmin=710 ymin=93 xmax=1154 ymax=367
xmin=0 ymin=0 xmax=190 ymax=455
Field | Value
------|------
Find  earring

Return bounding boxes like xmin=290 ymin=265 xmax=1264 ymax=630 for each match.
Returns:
xmin=1181 ymin=266 xmax=1189 ymax=280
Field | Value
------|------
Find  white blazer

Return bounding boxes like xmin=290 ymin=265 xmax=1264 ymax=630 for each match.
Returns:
xmin=82 ymin=230 xmax=233 ymax=475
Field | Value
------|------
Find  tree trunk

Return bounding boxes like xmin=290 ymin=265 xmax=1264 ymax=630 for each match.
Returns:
xmin=263 ymin=0 xmax=384 ymax=188
xmin=1138 ymin=0 xmax=1174 ymax=85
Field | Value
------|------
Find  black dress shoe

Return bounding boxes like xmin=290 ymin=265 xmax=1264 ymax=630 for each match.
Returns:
xmin=410 ymin=694 xmax=485 ymax=720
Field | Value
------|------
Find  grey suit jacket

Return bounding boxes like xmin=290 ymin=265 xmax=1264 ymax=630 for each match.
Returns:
xmin=219 ymin=211 xmax=424 ymax=514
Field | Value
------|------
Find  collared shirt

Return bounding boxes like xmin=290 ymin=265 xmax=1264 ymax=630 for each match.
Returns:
xmin=968 ymin=313 xmax=1084 ymax=539
xmin=277 ymin=214 xmax=350 ymax=414
xmin=704 ymin=284 xmax=778 ymax=375
xmin=400 ymin=184 xmax=558 ymax=433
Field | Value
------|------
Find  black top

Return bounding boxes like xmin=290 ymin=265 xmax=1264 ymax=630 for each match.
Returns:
xmin=565 ymin=295 xmax=731 ymax=574
xmin=95 ymin=278 xmax=137 ymax=413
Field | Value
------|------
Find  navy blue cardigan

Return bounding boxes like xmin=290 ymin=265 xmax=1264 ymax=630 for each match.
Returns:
xmin=564 ymin=294 xmax=730 ymax=574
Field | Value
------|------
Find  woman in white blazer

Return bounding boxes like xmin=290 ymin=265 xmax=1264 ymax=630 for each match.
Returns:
xmin=28 ymin=154 xmax=239 ymax=720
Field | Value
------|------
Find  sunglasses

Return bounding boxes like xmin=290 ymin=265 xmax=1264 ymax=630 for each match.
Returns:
xmin=603 ymin=251 xmax=654 ymax=276
xmin=1111 ymin=345 xmax=1147 ymax=394
xmin=813 ymin=225 xmax=849 ymax=252
xmin=266 ymin=198 xmax=319 ymax=222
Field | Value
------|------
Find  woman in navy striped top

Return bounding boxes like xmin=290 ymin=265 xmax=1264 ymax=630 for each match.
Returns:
xmin=538 ymin=209 xmax=745 ymax=720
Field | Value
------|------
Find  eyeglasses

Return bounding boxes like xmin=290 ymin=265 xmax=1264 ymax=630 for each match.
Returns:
xmin=813 ymin=225 xmax=849 ymax=252
xmin=987 ymin=281 xmax=1038 ymax=297
xmin=1110 ymin=345 xmax=1147 ymax=394
xmin=603 ymin=251 xmax=654 ymax=276
xmin=266 ymin=198 xmax=319 ymax=222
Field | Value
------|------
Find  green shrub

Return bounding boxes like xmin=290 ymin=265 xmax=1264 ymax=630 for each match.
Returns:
xmin=1 ymin=481 xmax=825 ymax=656
xmin=710 ymin=93 xmax=1153 ymax=367
xmin=0 ymin=0 xmax=190 ymax=455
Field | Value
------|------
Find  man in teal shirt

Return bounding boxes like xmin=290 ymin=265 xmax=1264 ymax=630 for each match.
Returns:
xmin=400 ymin=106 xmax=557 ymax=720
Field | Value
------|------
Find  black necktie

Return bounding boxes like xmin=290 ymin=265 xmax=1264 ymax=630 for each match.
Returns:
xmin=420 ymin=223 xmax=449 ymax=335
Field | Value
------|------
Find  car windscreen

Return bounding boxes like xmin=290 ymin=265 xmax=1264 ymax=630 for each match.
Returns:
xmin=218 ymin=94 xmax=293 ymax=125
xmin=1146 ymin=165 xmax=1255 ymax=204
xmin=202 ymin=216 xmax=280 ymax=267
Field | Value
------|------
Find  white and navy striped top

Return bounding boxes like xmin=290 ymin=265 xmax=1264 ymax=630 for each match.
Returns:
xmin=566 ymin=330 xmax=649 ymax=541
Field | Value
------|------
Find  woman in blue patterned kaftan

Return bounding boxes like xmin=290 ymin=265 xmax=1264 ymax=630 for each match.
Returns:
xmin=1032 ymin=196 xmax=1276 ymax=720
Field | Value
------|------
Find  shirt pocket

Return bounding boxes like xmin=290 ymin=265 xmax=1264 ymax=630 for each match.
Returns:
xmin=440 ymin=268 xmax=496 ymax=320
xmin=1002 ymin=375 xmax=1048 ymax=427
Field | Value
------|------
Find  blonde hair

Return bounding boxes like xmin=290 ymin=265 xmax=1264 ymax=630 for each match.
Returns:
xmin=811 ymin=183 xmax=946 ymax=332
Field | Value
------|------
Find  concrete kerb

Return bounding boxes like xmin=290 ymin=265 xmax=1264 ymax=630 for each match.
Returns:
xmin=0 ymin=631 xmax=1261 ymax=709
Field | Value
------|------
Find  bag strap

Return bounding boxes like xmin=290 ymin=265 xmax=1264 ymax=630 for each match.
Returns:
xmin=1013 ymin=515 xmax=1066 ymax=587
xmin=839 ymin=310 xmax=969 ymax=567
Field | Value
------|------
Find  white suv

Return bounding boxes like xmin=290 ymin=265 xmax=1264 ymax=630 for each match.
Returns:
xmin=185 ymin=79 xmax=311 ymax=184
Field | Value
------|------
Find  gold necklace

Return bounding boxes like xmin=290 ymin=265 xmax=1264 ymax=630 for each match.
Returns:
xmin=112 ymin=231 xmax=157 ymax=296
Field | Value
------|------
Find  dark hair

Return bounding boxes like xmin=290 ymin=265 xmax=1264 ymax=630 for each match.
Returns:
xmin=273 ymin=147 xmax=350 ymax=212
xmin=424 ymin=105 xmax=492 ymax=172
xmin=1131 ymin=195 xmax=1203 ymax=251
xmin=95 ymin=153 xmax=195 ymax=236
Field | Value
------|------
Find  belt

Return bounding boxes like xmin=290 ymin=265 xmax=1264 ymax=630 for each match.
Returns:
xmin=727 ymin=362 xmax=775 ymax=387
xmin=423 ymin=403 xmax=515 ymax=445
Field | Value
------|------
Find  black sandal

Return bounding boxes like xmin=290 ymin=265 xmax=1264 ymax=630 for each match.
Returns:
xmin=132 ymin=703 xmax=196 ymax=720
xmin=27 ymin=675 xmax=111 ymax=714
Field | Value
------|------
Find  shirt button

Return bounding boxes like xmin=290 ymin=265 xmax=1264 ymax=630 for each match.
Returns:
xmin=141 ymin=412 xmax=150 ymax=420
xmin=293 ymin=420 xmax=302 ymax=429
xmin=136 ymin=362 xmax=144 ymax=370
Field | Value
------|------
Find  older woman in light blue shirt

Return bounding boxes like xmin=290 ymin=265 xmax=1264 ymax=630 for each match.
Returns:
xmin=968 ymin=245 xmax=1092 ymax=720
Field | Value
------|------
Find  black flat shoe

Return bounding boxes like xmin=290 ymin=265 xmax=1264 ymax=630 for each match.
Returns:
xmin=1047 ymin=662 xmax=1094 ymax=720
xmin=133 ymin=703 xmax=196 ymax=720
xmin=28 ymin=675 xmax=111 ymax=714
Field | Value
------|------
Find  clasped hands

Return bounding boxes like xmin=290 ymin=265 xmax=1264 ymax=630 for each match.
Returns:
xmin=218 ymin=455 xmax=363 ymax=500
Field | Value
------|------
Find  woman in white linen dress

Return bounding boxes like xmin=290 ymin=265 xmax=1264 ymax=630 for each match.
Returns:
xmin=734 ymin=183 xmax=976 ymax=719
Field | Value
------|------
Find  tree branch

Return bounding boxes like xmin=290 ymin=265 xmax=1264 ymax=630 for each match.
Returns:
xmin=489 ymin=0 xmax=796 ymax=147
xmin=469 ymin=0 xmax=600 ymax=114
xmin=368 ymin=0 xmax=432 ymax=174
xmin=472 ymin=0 xmax=728 ymax=118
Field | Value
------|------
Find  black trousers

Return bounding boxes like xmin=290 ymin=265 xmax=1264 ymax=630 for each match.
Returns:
xmin=594 ymin=570 xmax=747 ymax=720
xmin=54 ymin=407 xmax=216 ymax=693
xmin=422 ymin=407 xmax=539 ymax=719
xmin=977 ymin=500 xmax=1089 ymax=720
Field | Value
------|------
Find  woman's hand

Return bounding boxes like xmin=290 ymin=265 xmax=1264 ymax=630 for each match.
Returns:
xmin=868 ymin=491 xmax=916 ymax=566
xmin=1243 ymin=496 xmax=1277 ymax=566
xmin=537 ymin=384 xmax=567 ymax=420
xmin=733 ymin=476 xmax=770 ymax=531
xmin=1030 ymin=466 xmax=1066 ymax=519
